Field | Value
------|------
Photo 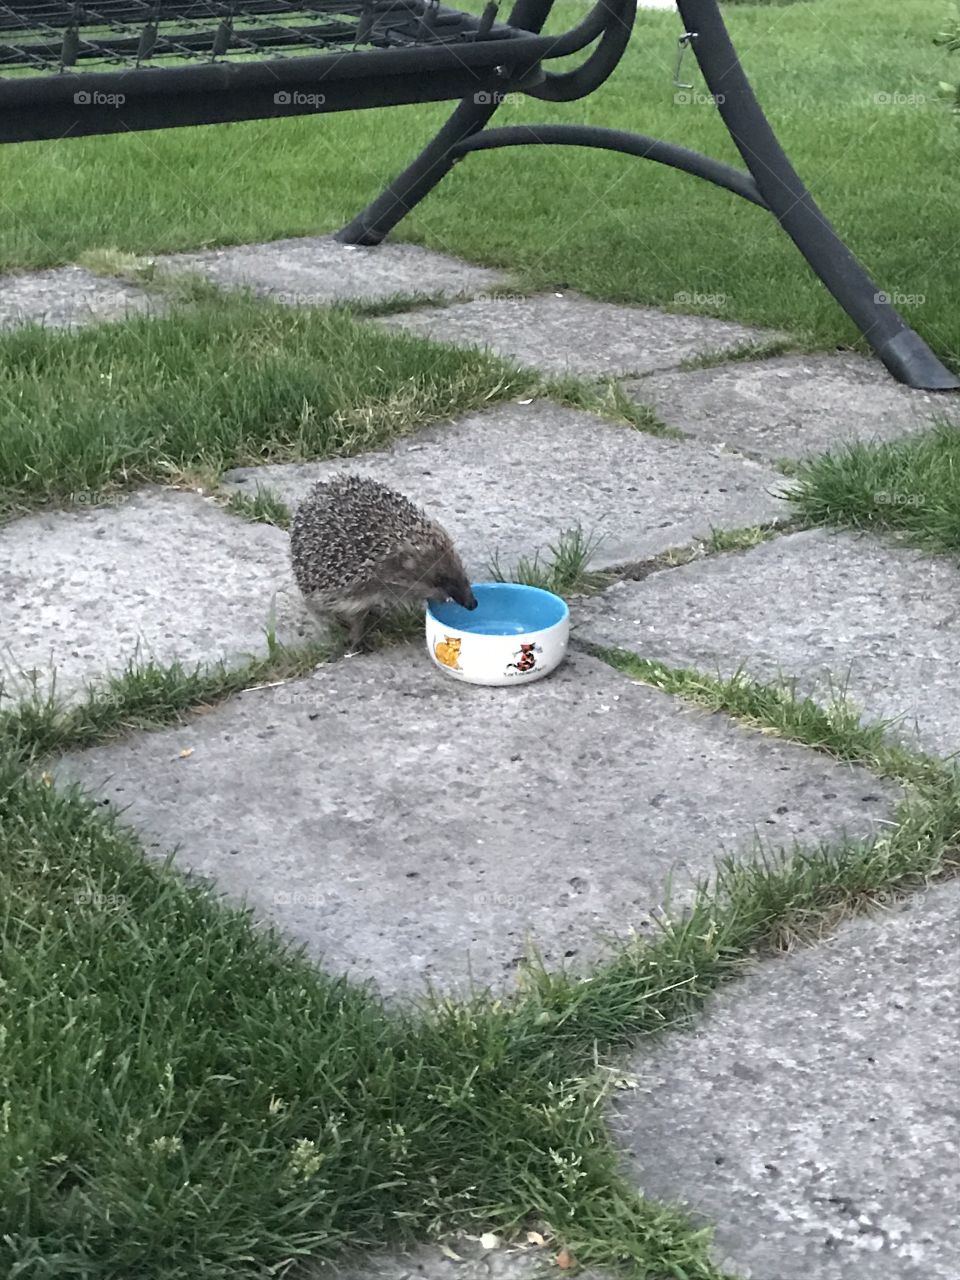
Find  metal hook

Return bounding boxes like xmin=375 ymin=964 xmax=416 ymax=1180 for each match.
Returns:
xmin=673 ymin=30 xmax=698 ymax=90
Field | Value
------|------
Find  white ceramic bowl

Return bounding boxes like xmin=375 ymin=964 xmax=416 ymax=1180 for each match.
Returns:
xmin=425 ymin=582 xmax=570 ymax=687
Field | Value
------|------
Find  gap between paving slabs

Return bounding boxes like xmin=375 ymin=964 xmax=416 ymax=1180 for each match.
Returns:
xmin=623 ymin=353 xmax=957 ymax=463
xmin=153 ymin=236 xmax=513 ymax=306
xmin=607 ymin=879 xmax=960 ymax=1280
xmin=375 ymin=292 xmax=790 ymax=379
xmin=317 ymin=883 xmax=960 ymax=1280
xmin=576 ymin=528 xmax=960 ymax=760
xmin=148 ymin=238 xmax=793 ymax=383
xmin=0 ymin=238 xmax=517 ymax=335
xmin=222 ymin=399 xmax=790 ymax=576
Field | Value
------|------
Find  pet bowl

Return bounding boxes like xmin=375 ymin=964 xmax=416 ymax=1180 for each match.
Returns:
xmin=425 ymin=582 xmax=570 ymax=687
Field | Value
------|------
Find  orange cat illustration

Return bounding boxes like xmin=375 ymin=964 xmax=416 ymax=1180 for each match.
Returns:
xmin=434 ymin=635 xmax=463 ymax=670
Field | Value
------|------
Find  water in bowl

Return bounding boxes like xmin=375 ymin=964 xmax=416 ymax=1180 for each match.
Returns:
xmin=428 ymin=582 xmax=568 ymax=635
xmin=461 ymin=618 xmax=529 ymax=635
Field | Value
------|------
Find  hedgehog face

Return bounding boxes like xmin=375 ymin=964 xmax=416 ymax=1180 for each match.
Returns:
xmin=430 ymin=574 xmax=478 ymax=611
xmin=420 ymin=545 xmax=477 ymax=611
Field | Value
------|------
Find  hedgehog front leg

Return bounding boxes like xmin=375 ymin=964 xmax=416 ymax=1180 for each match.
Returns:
xmin=303 ymin=596 xmax=337 ymax=640
xmin=345 ymin=610 xmax=370 ymax=650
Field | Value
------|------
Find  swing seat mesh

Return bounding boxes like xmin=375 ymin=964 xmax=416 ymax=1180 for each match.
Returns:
xmin=0 ymin=0 xmax=515 ymax=77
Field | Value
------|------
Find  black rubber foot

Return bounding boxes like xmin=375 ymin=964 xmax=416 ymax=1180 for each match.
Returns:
xmin=877 ymin=329 xmax=960 ymax=391
xmin=334 ymin=224 xmax=387 ymax=246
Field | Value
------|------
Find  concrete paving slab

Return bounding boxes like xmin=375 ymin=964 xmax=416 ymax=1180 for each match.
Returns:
xmin=52 ymin=650 xmax=897 ymax=999
xmin=0 ymin=266 xmax=158 ymax=330
xmin=378 ymin=292 xmax=783 ymax=377
xmin=624 ymin=354 xmax=954 ymax=461
xmin=610 ymin=881 xmax=960 ymax=1280
xmin=576 ymin=528 xmax=960 ymax=758
xmin=156 ymin=236 xmax=508 ymax=304
xmin=0 ymin=489 xmax=304 ymax=704
xmin=223 ymin=400 xmax=788 ymax=575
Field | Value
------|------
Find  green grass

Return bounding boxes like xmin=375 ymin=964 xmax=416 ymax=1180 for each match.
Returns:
xmin=1 ymin=0 xmax=956 ymax=366
xmin=543 ymin=374 xmax=680 ymax=438
xmin=0 ymin=296 xmax=532 ymax=520
xmin=490 ymin=526 xmax=615 ymax=596
xmin=223 ymin=485 xmax=292 ymax=529
xmin=595 ymin=647 xmax=947 ymax=788
xmin=0 ymin=642 xmax=332 ymax=766
xmin=621 ymin=521 xmax=798 ymax=578
xmin=0 ymin=292 xmax=707 ymax=524
xmin=676 ymin=337 xmax=801 ymax=372
xmin=785 ymin=421 xmax=960 ymax=551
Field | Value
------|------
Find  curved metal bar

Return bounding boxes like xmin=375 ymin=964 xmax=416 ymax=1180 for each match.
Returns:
xmin=523 ymin=0 xmax=637 ymax=102
xmin=452 ymin=123 xmax=768 ymax=208
xmin=533 ymin=0 xmax=627 ymax=58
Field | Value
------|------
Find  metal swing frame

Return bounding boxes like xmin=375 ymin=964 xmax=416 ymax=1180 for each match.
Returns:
xmin=339 ymin=0 xmax=958 ymax=391
xmin=1 ymin=0 xmax=956 ymax=390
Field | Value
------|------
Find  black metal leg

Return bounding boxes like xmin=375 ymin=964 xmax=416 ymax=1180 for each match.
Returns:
xmin=336 ymin=92 xmax=504 ymax=246
xmin=676 ymin=0 xmax=958 ymax=391
xmin=337 ymin=0 xmax=556 ymax=246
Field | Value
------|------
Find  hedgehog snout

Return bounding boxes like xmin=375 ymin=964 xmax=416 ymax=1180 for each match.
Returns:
xmin=432 ymin=578 xmax=477 ymax=610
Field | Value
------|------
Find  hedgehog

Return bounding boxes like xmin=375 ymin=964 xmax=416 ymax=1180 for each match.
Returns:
xmin=290 ymin=474 xmax=477 ymax=647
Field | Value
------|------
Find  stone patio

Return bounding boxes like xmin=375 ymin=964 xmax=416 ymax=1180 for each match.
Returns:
xmin=610 ymin=881 xmax=960 ymax=1280
xmin=51 ymin=650 xmax=898 ymax=998
xmin=157 ymin=235 xmax=510 ymax=305
xmin=0 ymin=489 xmax=301 ymax=703
xmin=0 ymin=265 xmax=158 ymax=330
xmin=624 ymin=354 xmax=950 ymax=460
xmin=223 ymin=400 xmax=789 ymax=574
xmin=378 ymin=292 xmax=782 ymax=377
xmin=6 ymin=235 xmax=959 ymax=1280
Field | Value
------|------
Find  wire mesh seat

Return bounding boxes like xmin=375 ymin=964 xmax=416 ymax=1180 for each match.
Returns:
xmin=0 ymin=0 xmax=524 ymax=76
xmin=0 ymin=0 xmax=616 ymax=142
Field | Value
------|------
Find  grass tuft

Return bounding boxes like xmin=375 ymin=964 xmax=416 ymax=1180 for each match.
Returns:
xmin=595 ymin=646 xmax=946 ymax=788
xmin=341 ymin=291 xmax=471 ymax=318
xmin=544 ymin=374 xmax=682 ymax=438
xmin=636 ymin=521 xmax=796 ymax=575
xmin=676 ymin=336 xmax=802 ymax=371
xmin=223 ymin=485 xmax=292 ymax=528
xmin=785 ymin=420 xmax=960 ymax=552
xmin=0 ymin=641 xmax=331 ymax=765
xmin=489 ymin=526 xmax=614 ymax=597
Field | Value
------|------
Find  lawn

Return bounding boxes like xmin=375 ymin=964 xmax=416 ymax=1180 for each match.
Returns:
xmin=0 ymin=0 xmax=957 ymax=366
xmin=0 ymin=296 xmax=532 ymax=520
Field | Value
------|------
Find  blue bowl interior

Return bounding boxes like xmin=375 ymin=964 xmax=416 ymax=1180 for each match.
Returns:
xmin=427 ymin=582 xmax=569 ymax=636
